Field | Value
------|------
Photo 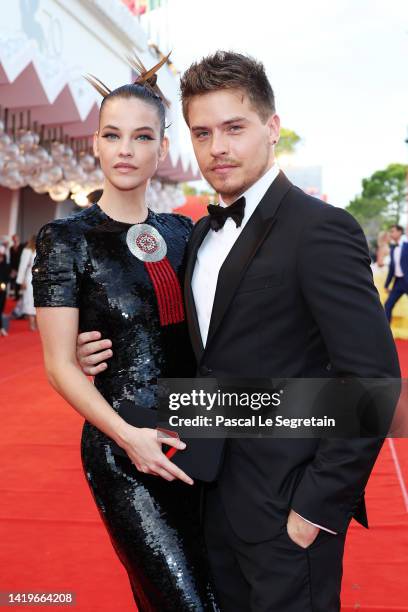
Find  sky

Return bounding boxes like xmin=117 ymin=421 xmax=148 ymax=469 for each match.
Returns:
xmin=145 ymin=0 xmax=408 ymax=208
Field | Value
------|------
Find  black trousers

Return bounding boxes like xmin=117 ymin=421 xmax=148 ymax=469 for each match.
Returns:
xmin=384 ymin=277 xmax=408 ymax=322
xmin=204 ymin=483 xmax=346 ymax=612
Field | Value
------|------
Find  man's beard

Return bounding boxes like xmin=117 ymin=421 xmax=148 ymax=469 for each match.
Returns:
xmin=205 ymin=164 xmax=268 ymax=203
xmin=203 ymin=164 xmax=244 ymax=201
xmin=217 ymin=180 xmax=251 ymax=202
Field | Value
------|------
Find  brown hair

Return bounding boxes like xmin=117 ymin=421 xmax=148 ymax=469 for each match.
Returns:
xmin=180 ymin=51 xmax=276 ymax=124
xmin=390 ymin=224 xmax=404 ymax=234
xmin=87 ymin=189 xmax=103 ymax=204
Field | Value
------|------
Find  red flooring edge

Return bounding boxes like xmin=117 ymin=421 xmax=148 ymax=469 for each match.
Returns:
xmin=0 ymin=319 xmax=407 ymax=611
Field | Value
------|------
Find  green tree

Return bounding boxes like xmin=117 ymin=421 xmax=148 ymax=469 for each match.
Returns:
xmin=276 ymin=128 xmax=301 ymax=156
xmin=182 ymin=183 xmax=197 ymax=196
xmin=346 ymin=163 xmax=407 ymax=237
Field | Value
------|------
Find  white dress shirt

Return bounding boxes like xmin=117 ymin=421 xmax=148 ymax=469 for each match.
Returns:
xmin=191 ymin=163 xmax=336 ymax=536
xmin=394 ymin=235 xmax=407 ymax=278
xmin=191 ymin=163 xmax=280 ymax=347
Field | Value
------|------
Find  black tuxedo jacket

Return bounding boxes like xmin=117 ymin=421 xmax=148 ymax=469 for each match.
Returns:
xmin=183 ymin=171 xmax=400 ymax=543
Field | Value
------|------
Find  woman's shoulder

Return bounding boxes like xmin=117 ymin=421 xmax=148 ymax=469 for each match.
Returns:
xmin=33 ymin=209 xmax=96 ymax=306
xmin=37 ymin=205 xmax=98 ymax=246
xmin=154 ymin=211 xmax=194 ymax=235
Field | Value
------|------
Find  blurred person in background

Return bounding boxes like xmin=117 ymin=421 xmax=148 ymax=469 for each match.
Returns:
xmin=16 ymin=235 xmax=37 ymax=331
xmin=371 ymin=230 xmax=391 ymax=297
xmin=384 ymin=224 xmax=408 ymax=322
xmin=375 ymin=230 xmax=391 ymax=268
xmin=9 ymin=234 xmax=25 ymax=300
xmin=0 ymin=247 xmax=10 ymax=336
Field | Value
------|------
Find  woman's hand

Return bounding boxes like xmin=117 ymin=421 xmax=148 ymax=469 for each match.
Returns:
xmin=120 ymin=425 xmax=194 ymax=485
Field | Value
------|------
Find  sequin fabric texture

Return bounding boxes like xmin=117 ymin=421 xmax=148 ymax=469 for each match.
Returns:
xmin=33 ymin=204 xmax=219 ymax=611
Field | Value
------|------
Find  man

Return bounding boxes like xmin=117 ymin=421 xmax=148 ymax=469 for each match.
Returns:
xmin=384 ymin=224 xmax=408 ymax=322
xmin=76 ymin=52 xmax=400 ymax=611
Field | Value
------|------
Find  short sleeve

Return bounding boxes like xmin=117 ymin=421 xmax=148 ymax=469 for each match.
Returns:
xmin=32 ymin=222 xmax=81 ymax=307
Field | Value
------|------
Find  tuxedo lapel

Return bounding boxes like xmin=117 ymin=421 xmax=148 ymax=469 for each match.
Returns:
xmin=184 ymin=216 xmax=211 ymax=359
xmin=205 ymin=171 xmax=292 ymax=351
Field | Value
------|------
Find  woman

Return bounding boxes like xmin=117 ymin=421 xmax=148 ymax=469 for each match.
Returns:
xmin=375 ymin=230 xmax=391 ymax=268
xmin=33 ymin=61 xmax=218 ymax=611
xmin=16 ymin=235 xmax=37 ymax=331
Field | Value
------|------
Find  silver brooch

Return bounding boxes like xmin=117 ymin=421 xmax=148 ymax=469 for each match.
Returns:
xmin=126 ymin=224 xmax=167 ymax=262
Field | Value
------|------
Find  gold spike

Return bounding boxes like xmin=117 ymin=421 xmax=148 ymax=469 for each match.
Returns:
xmin=84 ymin=51 xmax=171 ymax=107
xmin=84 ymin=74 xmax=112 ymax=98
xmin=126 ymin=52 xmax=147 ymax=75
xmin=92 ymin=75 xmax=113 ymax=95
xmin=124 ymin=51 xmax=171 ymax=107
xmin=136 ymin=52 xmax=171 ymax=84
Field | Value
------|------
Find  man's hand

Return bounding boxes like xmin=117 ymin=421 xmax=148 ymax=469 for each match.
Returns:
xmin=286 ymin=509 xmax=320 ymax=549
xmin=77 ymin=331 xmax=113 ymax=376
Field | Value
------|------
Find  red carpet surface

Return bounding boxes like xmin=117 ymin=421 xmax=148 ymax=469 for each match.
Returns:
xmin=1 ymin=310 xmax=407 ymax=611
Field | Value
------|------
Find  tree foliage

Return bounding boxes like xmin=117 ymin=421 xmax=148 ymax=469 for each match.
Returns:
xmin=276 ymin=128 xmax=301 ymax=156
xmin=346 ymin=163 xmax=408 ymax=238
xmin=183 ymin=183 xmax=198 ymax=196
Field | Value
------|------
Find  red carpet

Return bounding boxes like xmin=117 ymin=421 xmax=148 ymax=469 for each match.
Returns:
xmin=1 ymin=307 xmax=407 ymax=611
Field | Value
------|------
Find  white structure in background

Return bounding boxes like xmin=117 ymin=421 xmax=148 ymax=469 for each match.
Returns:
xmin=147 ymin=180 xmax=185 ymax=213
xmin=0 ymin=0 xmax=196 ymax=239
xmin=279 ymin=160 xmax=324 ymax=200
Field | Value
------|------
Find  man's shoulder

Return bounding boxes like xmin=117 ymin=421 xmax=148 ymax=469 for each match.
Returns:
xmin=286 ymin=187 xmax=358 ymax=229
xmin=284 ymin=186 xmax=328 ymax=217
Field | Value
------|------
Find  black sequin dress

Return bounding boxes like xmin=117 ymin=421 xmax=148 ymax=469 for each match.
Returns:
xmin=33 ymin=203 xmax=219 ymax=611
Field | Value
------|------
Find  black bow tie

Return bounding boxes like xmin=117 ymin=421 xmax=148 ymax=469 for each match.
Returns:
xmin=207 ymin=196 xmax=246 ymax=232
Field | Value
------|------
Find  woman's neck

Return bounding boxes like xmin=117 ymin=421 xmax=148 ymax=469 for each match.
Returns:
xmin=97 ymin=181 xmax=149 ymax=224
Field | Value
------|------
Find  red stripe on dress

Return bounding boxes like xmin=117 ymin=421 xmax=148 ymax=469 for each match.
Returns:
xmin=146 ymin=260 xmax=169 ymax=324
xmin=154 ymin=260 xmax=172 ymax=322
xmin=145 ymin=258 xmax=185 ymax=326
xmin=160 ymin=258 xmax=184 ymax=323
xmin=157 ymin=258 xmax=180 ymax=322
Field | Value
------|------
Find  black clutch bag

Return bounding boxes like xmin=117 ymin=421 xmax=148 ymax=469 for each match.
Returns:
xmin=109 ymin=400 xmax=225 ymax=482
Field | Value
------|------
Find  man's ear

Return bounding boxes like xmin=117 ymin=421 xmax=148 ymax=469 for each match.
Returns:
xmin=267 ymin=114 xmax=280 ymax=146
xmin=93 ymin=131 xmax=99 ymax=158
